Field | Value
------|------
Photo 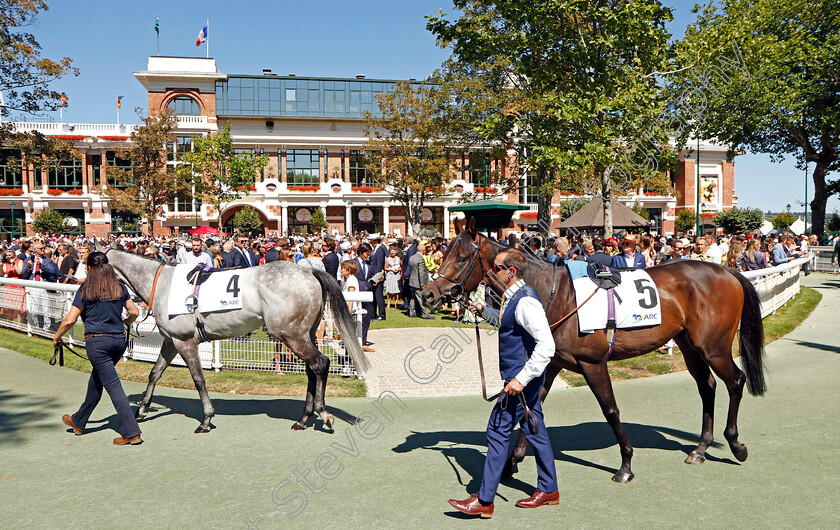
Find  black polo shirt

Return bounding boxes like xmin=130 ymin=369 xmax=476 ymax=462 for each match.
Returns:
xmin=72 ymin=285 xmax=129 ymax=335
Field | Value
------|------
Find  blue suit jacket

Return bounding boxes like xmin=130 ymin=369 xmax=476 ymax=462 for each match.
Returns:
xmin=402 ymin=244 xmax=417 ymax=278
xmin=354 ymin=257 xmax=374 ymax=291
xmin=370 ymin=244 xmax=386 ymax=275
xmin=230 ymin=247 xmax=257 ymax=268
xmin=610 ymin=252 xmax=646 ymax=269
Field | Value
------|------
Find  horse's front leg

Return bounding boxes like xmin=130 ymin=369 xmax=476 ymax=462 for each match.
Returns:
xmin=504 ymin=362 xmax=562 ymax=478
xmin=136 ymin=339 xmax=179 ymax=419
xmin=173 ymin=338 xmax=215 ymax=433
xmin=578 ymin=360 xmax=634 ymax=483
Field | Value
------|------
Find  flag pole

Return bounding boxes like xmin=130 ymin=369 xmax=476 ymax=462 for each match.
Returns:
xmin=206 ymin=18 xmax=209 ymax=58
xmin=157 ymin=15 xmax=160 ymax=56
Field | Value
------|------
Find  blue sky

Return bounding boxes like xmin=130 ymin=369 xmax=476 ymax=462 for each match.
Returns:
xmin=21 ymin=0 xmax=834 ymax=215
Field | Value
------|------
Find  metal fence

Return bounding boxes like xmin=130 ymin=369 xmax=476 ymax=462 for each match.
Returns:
xmin=0 ymin=277 xmax=361 ymax=376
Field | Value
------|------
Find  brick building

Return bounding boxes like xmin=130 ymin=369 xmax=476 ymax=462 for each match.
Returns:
xmin=0 ymin=56 xmax=737 ymax=239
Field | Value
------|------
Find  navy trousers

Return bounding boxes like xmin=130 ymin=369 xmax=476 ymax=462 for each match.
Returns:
xmin=478 ymin=376 xmax=557 ymax=504
xmin=72 ymin=335 xmax=141 ymax=439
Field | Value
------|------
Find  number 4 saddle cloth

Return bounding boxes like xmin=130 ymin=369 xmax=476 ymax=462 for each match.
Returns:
xmin=565 ymin=260 xmax=662 ymax=334
xmin=167 ymin=264 xmax=244 ymax=317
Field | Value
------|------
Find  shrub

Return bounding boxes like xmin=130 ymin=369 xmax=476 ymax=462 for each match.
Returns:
xmin=712 ymin=207 xmax=764 ymax=234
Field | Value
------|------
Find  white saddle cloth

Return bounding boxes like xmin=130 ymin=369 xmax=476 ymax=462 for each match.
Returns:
xmin=167 ymin=264 xmax=245 ymax=317
xmin=572 ymin=269 xmax=662 ymax=334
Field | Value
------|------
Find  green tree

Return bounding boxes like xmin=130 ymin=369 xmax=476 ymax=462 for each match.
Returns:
xmin=362 ymin=81 xmax=454 ymax=236
xmin=231 ymin=206 xmax=263 ymax=236
xmin=31 ymin=207 xmax=70 ymax=235
xmin=675 ymin=209 xmax=696 ymax=233
xmin=826 ymin=212 xmax=840 ymax=233
xmin=178 ymin=124 xmax=267 ymax=227
xmin=104 ymin=109 xmax=186 ymax=237
xmin=772 ymin=212 xmax=795 ymax=232
xmin=558 ymin=197 xmax=589 ymax=220
xmin=428 ymin=1 xmax=678 ymax=237
xmin=712 ymin=206 xmax=765 ymax=234
xmin=670 ymin=0 xmax=840 ymax=236
xmin=308 ymin=207 xmax=328 ymax=232
xmin=630 ymin=203 xmax=652 ymax=222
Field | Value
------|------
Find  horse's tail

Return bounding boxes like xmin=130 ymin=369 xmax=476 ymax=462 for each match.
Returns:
xmin=312 ymin=269 xmax=371 ymax=376
xmin=733 ymin=270 xmax=766 ymax=396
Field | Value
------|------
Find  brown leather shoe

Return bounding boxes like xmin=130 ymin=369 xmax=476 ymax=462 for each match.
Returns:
xmin=362 ymin=346 xmax=375 ymax=352
xmin=516 ymin=489 xmax=560 ymax=508
xmin=448 ymin=493 xmax=493 ymax=518
xmin=62 ymin=414 xmax=83 ymax=436
xmin=113 ymin=435 xmax=142 ymax=445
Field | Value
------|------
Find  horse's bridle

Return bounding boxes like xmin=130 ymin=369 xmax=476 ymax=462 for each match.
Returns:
xmin=431 ymin=237 xmax=488 ymax=304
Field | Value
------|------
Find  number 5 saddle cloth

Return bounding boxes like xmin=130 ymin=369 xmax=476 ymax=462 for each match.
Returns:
xmin=565 ymin=260 xmax=662 ymax=334
xmin=167 ymin=264 xmax=245 ymax=317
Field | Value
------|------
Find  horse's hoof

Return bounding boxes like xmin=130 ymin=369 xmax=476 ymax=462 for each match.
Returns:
xmin=135 ymin=411 xmax=146 ymax=420
xmin=611 ymin=471 xmax=634 ymax=483
xmin=323 ymin=414 xmax=335 ymax=430
xmin=685 ymin=452 xmax=706 ymax=465
xmin=291 ymin=422 xmax=307 ymax=431
xmin=194 ymin=425 xmax=211 ymax=434
xmin=732 ymin=444 xmax=748 ymax=462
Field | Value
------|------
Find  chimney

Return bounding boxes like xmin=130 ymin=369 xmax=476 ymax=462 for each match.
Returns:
xmin=409 ymin=78 xmax=416 ymax=82
xmin=288 ymin=73 xmax=296 ymax=77
xmin=356 ymin=74 xmax=365 ymax=79
xmin=262 ymin=68 xmax=272 ymax=75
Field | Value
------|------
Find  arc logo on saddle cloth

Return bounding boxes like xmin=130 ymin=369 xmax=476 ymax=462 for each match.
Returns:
xmin=565 ymin=261 xmax=662 ymax=334
xmin=167 ymin=264 xmax=244 ymax=317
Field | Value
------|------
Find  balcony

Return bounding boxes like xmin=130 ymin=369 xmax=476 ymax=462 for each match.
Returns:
xmin=8 ymin=116 xmax=211 ymax=139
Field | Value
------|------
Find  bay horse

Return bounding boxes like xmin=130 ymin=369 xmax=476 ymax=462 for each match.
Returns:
xmin=97 ymin=243 xmax=369 ymax=433
xmin=421 ymin=222 xmax=765 ymax=482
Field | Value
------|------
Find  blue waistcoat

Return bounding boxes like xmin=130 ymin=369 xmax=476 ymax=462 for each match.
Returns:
xmin=498 ymin=285 xmax=542 ymax=381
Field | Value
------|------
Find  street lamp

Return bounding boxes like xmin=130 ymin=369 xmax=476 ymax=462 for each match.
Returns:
xmin=786 ymin=204 xmax=791 ymax=214
xmin=9 ymin=201 xmax=14 ymax=242
xmin=194 ymin=198 xmax=201 ymax=229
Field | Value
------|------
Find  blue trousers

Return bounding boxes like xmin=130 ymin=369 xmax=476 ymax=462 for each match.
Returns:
xmin=478 ymin=377 xmax=557 ymax=504
xmin=72 ymin=335 xmax=141 ymax=439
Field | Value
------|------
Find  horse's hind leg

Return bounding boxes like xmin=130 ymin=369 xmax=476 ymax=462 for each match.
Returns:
xmin=284 ymin=335 xmax=332 ymax=431
xmin=675 ymin=333 xmax=717 ymax=465
xmin=504 ymin=361 xmax=562 ymax=478
xmin=136 ymin=338 xmax=178 ymax=420
xmin=705 ymin=347 xmax=748 ymax=462
xmin=578 ymin=360 xmax=634 ymax=483
xmin=174 ymin=338 xmax=215 ymax=433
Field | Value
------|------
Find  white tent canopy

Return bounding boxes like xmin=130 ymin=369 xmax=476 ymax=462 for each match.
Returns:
xmin=789 ymin=217 xmax=807 ymax=235
xmin=760 ymin=220 xmax=774 ymax=235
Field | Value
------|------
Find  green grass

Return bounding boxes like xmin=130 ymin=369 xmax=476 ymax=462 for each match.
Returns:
xmin=558 ymin=286 xmax=822 ymax=388
xmin=0 ymin=327 xmax=366 ymax=397
xmin=370 ymin=306 xmax=467 ymax=329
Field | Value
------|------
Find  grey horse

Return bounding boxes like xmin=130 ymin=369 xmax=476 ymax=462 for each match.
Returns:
xmin=97 ymin=242 xmax=369 ymax=433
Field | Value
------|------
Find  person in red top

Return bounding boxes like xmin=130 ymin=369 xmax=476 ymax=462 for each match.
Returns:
xmin=1 ymin=249 xmax=25 ymax=322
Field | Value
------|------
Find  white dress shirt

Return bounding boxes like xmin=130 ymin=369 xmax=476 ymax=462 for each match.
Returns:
xmin=182 ymin=251 xmax=212 ymax=267
xmin=496 ymin=280 xmax=555 ymax=387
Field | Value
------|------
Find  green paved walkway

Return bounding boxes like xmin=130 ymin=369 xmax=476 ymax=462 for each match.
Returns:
xmin=1 ymin=275 xmax=838 ymax=528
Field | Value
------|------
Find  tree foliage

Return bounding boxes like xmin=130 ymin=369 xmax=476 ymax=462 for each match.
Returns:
xmin=712 ymin=206 xmax=764 ymax=234
xmin=104 ymin=109 xmax=185 ymax=237
xmin=178 ymin=124 xmax=268 ymax=223
xmin=771 ymin=212 xmax=795 ymax=232
xmin=428 ymin=0 xmax=678 ymax=236
xmin=0 ymin=0 xmax=78 ymax=120
xmin=231 ymin=206 xmax=263 ymax=236
xmin=558 ymin=197 xmax=589 ymax=220
xmin=31 ymin=206 xmax=70 ymax=234
xmin=630 ymin=203 xmax=652 ymax=222
xmin=675 ymin=209 xmax=696 ymax=233
xmin=362 ymin=81 xmax=454 ymax=236
xmin=308 ymin=207 xmax=327 ymax=231
xmin=670 ymin=0 xmax=840 ymax=235
xmin=826 ymin=212 xmax=840 ymax=233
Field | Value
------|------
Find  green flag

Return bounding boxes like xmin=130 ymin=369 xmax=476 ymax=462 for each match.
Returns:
xmin=154 ymin=16 xmax=159 ymax=35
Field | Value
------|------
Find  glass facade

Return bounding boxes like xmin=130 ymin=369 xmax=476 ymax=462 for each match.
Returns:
xmin=0 ymin=150 xmax=22 ymax=187
xmin=168 ymin=97 xmax=200 ymax=115
xmin=520 ymin=169 xmax=539 ymax=205
xmin=48 ymin=157 xmax=83 ymax=189
xmin=349 ymin=150 xmax=374 ymax=186
xmin=106 ymin=151 xmax=133 ymax=189
xmin=216 ymin=76 xmax=423 ymax=118
xmin=286 ymin=149 xmax=320 ymax=185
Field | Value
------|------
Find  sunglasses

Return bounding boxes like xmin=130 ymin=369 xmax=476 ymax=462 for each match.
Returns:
xmin=493 ymin=263 xmax=514 ymax=273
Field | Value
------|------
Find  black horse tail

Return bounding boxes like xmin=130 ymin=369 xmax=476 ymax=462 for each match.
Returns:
xmin=312 ymin=269 xmax=371 ymax=376
xmin=733 ymin=271 xmax=766 ymax=396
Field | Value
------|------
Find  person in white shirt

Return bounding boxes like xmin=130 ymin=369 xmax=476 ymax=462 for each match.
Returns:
xmin=705 ymin=233 xmax=724 ymax=263
xmin=449 ymin=250 xmax=557 ymax=518
xmin=181 ymin=238 xmax=213 ymax=267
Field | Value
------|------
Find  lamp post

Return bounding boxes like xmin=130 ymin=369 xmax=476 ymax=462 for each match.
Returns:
xmin=804 ymin=157 xmax=808 ymax=231
xmin=786 ymin=203 xmax=791 ymax=214
xmin=696 ymin=137 xmax=700 ymax=236
xmin=9 ymin=201 xmax=14 ymax=242
xmin=194 ymin=198 xmax=201 ymax=230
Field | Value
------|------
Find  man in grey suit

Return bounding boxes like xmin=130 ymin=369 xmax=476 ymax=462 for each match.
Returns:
xmin=408 ymin=242 xmax=434 ymax=319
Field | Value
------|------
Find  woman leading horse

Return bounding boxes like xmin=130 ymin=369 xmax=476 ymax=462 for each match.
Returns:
xmin=421 ymin=221 xmax=765 ymax=483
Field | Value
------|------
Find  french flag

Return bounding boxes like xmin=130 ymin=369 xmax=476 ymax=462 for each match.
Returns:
xmin=196 ymin=22 xmax=208 ymax=46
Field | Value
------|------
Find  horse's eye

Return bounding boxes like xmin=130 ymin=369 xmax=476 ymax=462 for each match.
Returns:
xmin=458 ymin=255 xmax=468 ymax=262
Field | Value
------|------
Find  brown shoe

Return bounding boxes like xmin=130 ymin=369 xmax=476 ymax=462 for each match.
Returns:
xmin=516 ymin=489 xmax=560 ymax=508
xmin=62 ymin=414 xmax=83 ymax=436
xmin=362 ymin=346 xmax=375 ymax=352
xmin=113 ymin=435 xmax=142 ymax=445
xmin=448 ymin=494 xmax=493 ymax=518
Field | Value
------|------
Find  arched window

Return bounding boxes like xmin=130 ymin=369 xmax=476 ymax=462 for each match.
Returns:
xmin=167 ymin=97 xmax=200 ymax=116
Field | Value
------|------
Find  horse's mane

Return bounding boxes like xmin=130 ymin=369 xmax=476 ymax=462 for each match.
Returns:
xmin=109 ymin=246 xmax=176 ymax=266
xmin=451 ymin=231 xmax=558 ymax=269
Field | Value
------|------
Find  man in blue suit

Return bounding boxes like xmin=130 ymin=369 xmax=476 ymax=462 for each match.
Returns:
xmin=230 ymin=234 xmax=257 ymax=268
xmin=610 ymin=234 xmax=646 ymax=269
xmin=399 ymin=236 xmax=417 ymax=310
xmin=369 ymin=235 xmax=387 ymax=320
xmin=449 ymin=249 xmax=558 ymax=518
xmin=354 ymin=242 xmax=376 ymax=351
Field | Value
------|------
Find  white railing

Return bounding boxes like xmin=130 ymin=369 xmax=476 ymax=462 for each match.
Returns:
xmin=9 ymin=116 xmax=209 ymax=137
xmin=0 ymin=276 xmax=367 ymax=377
xmin=741 ymin=257 xmax=809 ymax=318
xmin=808 ymin=246 xmax=837 ymax=273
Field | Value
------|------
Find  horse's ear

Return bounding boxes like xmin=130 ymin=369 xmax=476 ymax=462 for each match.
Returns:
xmin=453 ymin=217 xmax=462 ymax=236
xmin=467 ymin=216 xmax=477 ymax=239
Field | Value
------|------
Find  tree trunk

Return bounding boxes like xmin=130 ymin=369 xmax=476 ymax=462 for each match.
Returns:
xmin=809 ymin=160 xmax=830 ymax=236
xmin=536 ymin=164 xmax=551 ymax=237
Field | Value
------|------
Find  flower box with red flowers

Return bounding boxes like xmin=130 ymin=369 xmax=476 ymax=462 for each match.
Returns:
xmin=424 ymin=186 xmax=445 ymax=192
xmin=519 ymin=211 xmax=538 ymax=219
xmin=0 ymin=188 xmax=24 ymax=196
xmin=47 ymin=189 xmax=64 ymax=196
xmin=235 ymin=185 xmax=257 ymax=192
xmin=351 ymin=186 xmax=383 ymax=193
xmin=67 ymin=189 xmax=84 ymax=195
xmin=288 ymin=185 xmax=321 ymax=192
xmin=99 ymin=136 xmax=128 ymax=141
xmin=473 ymin=186 xmax=498 ymax=194
xmin=700 ymin=212 xmax=717 ymax=218
xmin=49 ymin=135 xmax=87 ymax=141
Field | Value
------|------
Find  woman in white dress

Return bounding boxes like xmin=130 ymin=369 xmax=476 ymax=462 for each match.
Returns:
xmin=384 ymin=245 xmax=401 ymax=309
xmin=339 ymin=260 xmax=361 ymax=376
